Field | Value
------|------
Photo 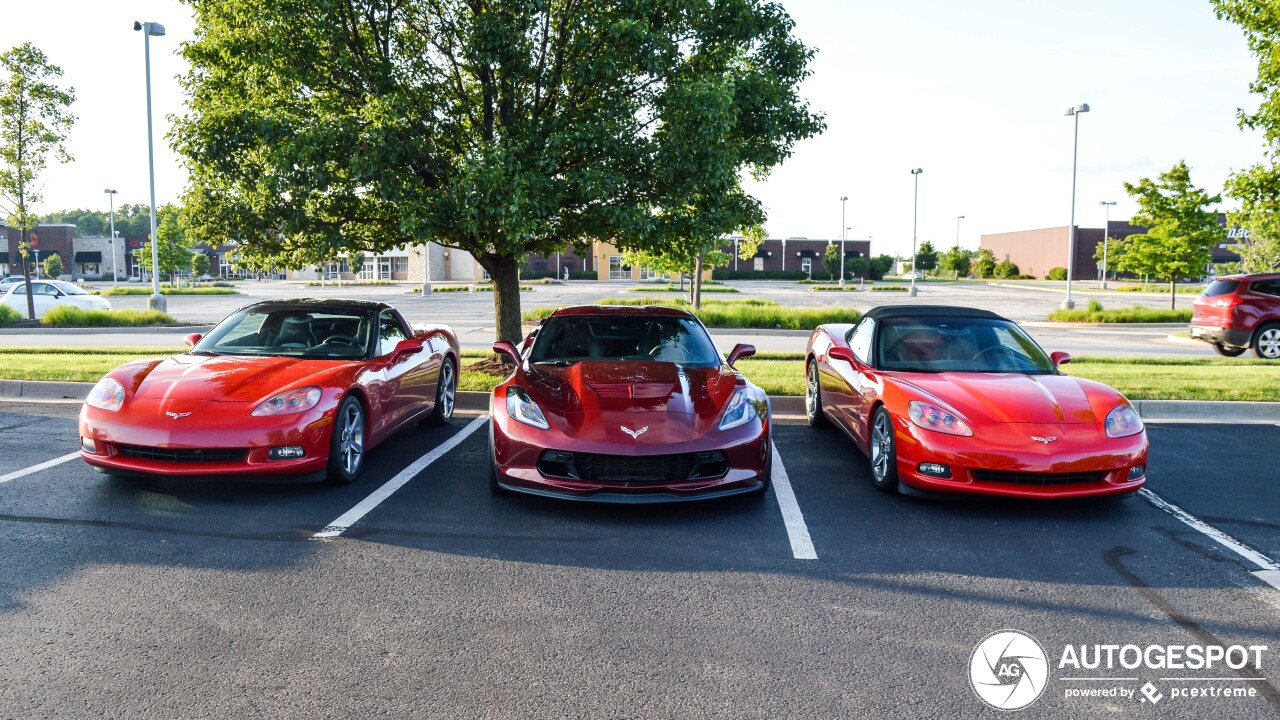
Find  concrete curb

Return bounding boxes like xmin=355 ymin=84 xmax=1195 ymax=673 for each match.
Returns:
xmin=8 ymin=384 xmax=1271 ymax=423
xmin=0 ymin=325 xmax=213 ymax=336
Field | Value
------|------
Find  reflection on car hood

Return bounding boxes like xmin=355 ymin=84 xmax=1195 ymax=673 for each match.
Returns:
xmin=521 ymin=360 xmax=741 ymax=444
xmin=130 ymin=354 xmax=347 ymax=402
xmin=893 ymin=372 xmax=1097 ymax=424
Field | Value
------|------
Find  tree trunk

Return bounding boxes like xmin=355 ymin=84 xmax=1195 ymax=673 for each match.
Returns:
xmin=481 ymin=253 xmax=524 ymax=344
xmin=1170 ymin=279 xmax=1177 ymax=310
xmin=19 ymin=249 xmax=35 ymax=320
xmin=692 ymin=253 xmax=704 ymax=310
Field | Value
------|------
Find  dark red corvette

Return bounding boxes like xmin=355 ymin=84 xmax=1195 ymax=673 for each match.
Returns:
xmin=488 ymin=305 xmax=771 ymax=502
xmin=806 ymin=305 xmax=1148 ymax=499
xmin=80 ymin=299 xmax=459 ymax=483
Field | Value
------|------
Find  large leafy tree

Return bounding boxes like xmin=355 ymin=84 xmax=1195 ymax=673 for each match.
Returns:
xmin=0 ymin=43 xmax=75 ymax=319
xmin=1119 ymin=160 xmax=1224 ymax=308
xmin=914 ymin=241 xmax=939 ymax=275
xmin=1211 ymin=2 xmax=1280 ymax=273
xmin=938 ymin=246 xmax=973 ymax=280
xmin=174 ymin=0 xmax=822 ymax=342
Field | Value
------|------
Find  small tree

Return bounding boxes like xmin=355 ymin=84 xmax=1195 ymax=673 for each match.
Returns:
xmin=1223 ymin=163 xmax=1280 ymax=272
xmin=972 ymin=249 xmax=997 ymax=278
xmin=1121 ymin=161 xmax=1224 ymax=308
xmin=133 ymin=204 xmax=194 ymax=286
xmin=0 ymin=43 xmax=75 ymax=318
xmin=915 ymin=241 xmax=939 ymax=275
xmin=993 ymin=260 xmax=1019 ymax=279
xmin=822 ymin=244 xmax=842 ymax=281
xmin=191 ymin=251 xmax=210 ymax=278
xmin=939 ymin=247 xmax=974 ymax=279
xmin=42 ymin=252 xmax=63 ymax=278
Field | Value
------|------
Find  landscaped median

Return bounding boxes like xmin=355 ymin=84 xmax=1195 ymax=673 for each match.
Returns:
xmin=3 ymin=347 xmax=1277 ymax=402
xmin=522 ymin=297 xmax=860 ymax=330
xmin=1048 ymin=300 xmax=1192 ymax=323
xmin=0 ymin=306 xmax=180 ymax=328
xmin=96 ymin=286 xmax=240 ymax=296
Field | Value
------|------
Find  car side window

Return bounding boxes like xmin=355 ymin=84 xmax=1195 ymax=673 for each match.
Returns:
xmin=1250 ymin=279 xmax=1280 ymax=297
xmin=33 ymin=283 xmax=56 ymax=296
xmin=847 ymin=317 xmax=876 ymax=363
xmin=377 ymin=310 xmax=409 ymax=357
xmin=11 ymin=283 xmax=25 ymax=295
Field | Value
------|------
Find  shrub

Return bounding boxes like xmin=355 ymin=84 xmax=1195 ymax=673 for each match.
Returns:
xmin=522 ymin=297 xmax=859 ymax=329
xmin=1047 ymin=301 xmax=1191 ymax=323
xmin=99 ymin=286 xmax=240 ymax=296
xmin=993 ymin=260 xmax=1019 ymax=279
xmin=0 ymin=304 xmax=22 ymax=326
xmin=42 ymin=307 xmax=177 ymax=327
xmin=43 ymin=253 xmax=64 ymax=278
xmin=870 ymin=285 xmax=909 ymax=291
xmin=1047 ymin=267 xmax=1068 ymax=280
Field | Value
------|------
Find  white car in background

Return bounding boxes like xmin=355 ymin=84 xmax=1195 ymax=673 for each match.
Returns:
xmin=0 ymin=279 xmax=112 ymax=319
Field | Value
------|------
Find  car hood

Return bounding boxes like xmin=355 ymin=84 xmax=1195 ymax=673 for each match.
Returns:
xmin=891 ymin=372 xmax=1097 ymax=425
xmin=520 ymin=360 xmax=742 ymax=445
xmin=127 ymin=354 xmax=349 ymax=403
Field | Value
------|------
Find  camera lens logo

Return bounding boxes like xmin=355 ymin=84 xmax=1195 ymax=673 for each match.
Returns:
xmin=969 ymin=630 xmax=1049 ymax=711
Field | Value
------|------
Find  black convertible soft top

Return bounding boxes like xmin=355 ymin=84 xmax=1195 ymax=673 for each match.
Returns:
xmin=862 ymin=305 xmax=1006 ymax=322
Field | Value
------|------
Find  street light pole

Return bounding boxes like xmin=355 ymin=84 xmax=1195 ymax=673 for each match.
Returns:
xmin=1062 ymin=103 xmax=1090 ymax=310
xmin=909 ymin=169 xmax=923 ymax=296
xmin=104 ymin=189 xmax=118 ymax=286
xmin=1099 ymin=201 xmax=1116 ymax=289
xmin=135 ymin=20 xmax=166 ymax=312
xmin=839 ymin=197 xmax=848 ymax=286
xmin=421 ymin=242 xmax=432 ymax=294
xmin=954 ymin=215 xmax=965 ymax=248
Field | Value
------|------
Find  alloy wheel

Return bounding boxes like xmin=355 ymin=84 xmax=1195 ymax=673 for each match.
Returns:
xmin=1258 ymin=327 xmax=1280 ymax=358
xmin=806 ymin=363 xmax=819 ymax=419
xmin=870 ymin=412 xmax=891 ymax=481
xmin=439 ymin=361 xmax=456 ymax=419
xmin=339 ymin=403 xmax=364 ymax=475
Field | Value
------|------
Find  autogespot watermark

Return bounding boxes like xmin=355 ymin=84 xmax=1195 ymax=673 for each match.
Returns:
xmin=969 ymin=630 xmax=1271 ymax=710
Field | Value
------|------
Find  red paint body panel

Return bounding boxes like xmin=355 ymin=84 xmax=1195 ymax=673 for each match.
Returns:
xmin=79 ymin=308 xmax=459 ymax=481
xmin=490 ymin=306 xmax=770 ymax=501
xmin=806 ymin=319 xmax=1148 ymax=499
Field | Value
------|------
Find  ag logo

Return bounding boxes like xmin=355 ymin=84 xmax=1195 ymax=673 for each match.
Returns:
xmin=969 ymin=629 xmax=1049 ymax=711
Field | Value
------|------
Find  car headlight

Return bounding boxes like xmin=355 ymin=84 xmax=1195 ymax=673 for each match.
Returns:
xmin=907 ymin=400 xmax=973 ymax=436
xmin=85 ymin=377 xmax=125 ymax=412
xmin=505 ymin=386 xmax=549 ymax=429
xmin=719 ymin=388 xmax=759 ymax=431
xmin=1105 ymin=404 xmax=1144 ymax=438
xmin=252 ymin=386 xmax=323 ymax=416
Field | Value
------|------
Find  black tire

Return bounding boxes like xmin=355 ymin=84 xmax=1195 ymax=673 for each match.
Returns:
xmin=1212 ymin=343 xmax=1247 ymax=357
xmin=326 ymin=395 xmax=366 ymax=484
xmin=487 ymin=419 xmax=506 ymax=494
xmin=805 ymin=360 xmax=829 ymax=428
xmin=425 ymin=357 xmax=457 ymax=425
xmin=868 ymin=406 xmax=899 ymax=493
xmin=1251 ymin=323 xmax=1280 ymax=360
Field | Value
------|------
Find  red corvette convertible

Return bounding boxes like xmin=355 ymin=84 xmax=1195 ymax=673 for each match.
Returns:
xmin=79 ymin=299 xmax=459 ymax=483
xmin=806 ymin=305 xmax=1148 ymax=499
xmin=488 ymin=305 xmax=771 ymax=502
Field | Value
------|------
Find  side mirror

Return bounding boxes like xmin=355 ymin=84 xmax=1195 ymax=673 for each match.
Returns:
xmin=492 ymin=340 xmax=521 ymax=364
xmin=1050 ymin=351 xmax=1071 ymax=368
xmin=726 ymin=343 xmax=756 ymax=367
xmin=183 ymin=333 xmax=203 ymax=348
xmin=392 ymin=338 xmax=424 ymax=362
xmin=828 ymin=346 xmax=858 ymax=365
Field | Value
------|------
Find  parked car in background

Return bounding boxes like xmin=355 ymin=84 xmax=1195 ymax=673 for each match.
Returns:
xmin=806 ymin=305 xmax=1148 ymax=499
xmin=0 ymin=279 xmax=111 ymax=319
xmin=80 ymin=299 xmax=459 ymax=484
xmin=488 ymin=305 xmax=772 ymax=502
xmin=0 ymin=276 xmax=26 ymax=287
xmin=1190 ymin=273 xmax=1280 ymax=359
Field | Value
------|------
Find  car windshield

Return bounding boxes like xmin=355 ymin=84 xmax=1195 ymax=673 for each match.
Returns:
xmin=876 ymin=316 xmax=1056 ymax=375
xmin=192 ymin=307 xmax=373 ymax=359
xmin=529 ymin=314 xmax=721 ymax=367
xmin=49 ymin=281 xmax=88 ymax=295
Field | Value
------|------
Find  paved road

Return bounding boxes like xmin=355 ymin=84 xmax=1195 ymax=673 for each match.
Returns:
xmin=2 ymin=280 xmax=1216 ymax=358
xmin=0 ymin=402 xmax=1274 ymax=718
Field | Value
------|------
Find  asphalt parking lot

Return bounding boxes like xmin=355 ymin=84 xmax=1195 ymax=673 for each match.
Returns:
xmin=0 ymin=402 xmax=1276 ymax=719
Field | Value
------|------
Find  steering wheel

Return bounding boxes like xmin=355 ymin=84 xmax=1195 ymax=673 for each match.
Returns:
xmin=320 ymin=335 xmax=359 ymax=347
xmin=974 ymin=345 xmax=1022 ymax=367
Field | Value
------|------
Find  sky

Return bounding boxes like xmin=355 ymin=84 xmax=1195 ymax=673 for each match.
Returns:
xmin=0 ymin=0 xmax=1267 ymax=257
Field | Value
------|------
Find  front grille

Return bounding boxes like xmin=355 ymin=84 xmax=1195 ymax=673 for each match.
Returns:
xmin=117 ymin=445 xmax=248 ymax=464
xmin=537 ymin=450 xmax=729 ymax=484
xmin=971 ymin=469 xmax=1107 ymax=486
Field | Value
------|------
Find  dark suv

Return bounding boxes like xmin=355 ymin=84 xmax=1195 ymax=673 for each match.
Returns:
xmin=1190 ymin=273 xmax=1280 ymax=358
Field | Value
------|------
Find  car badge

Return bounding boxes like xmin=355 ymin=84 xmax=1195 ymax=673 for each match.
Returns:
xmin=621 ymin=426 xmax=649 ymax=439
xmin=1030 ymin=436 xmax=1057 ymax=445
xmin=166 ymin=411 xmax=192 ymax=420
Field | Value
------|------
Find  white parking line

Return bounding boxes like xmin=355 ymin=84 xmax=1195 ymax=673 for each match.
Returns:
xmin=771 ymin=444 xmax=817 ymax=560
xmin=0 ymin=452 xmax=81 ymax=485
xmin=314 ymin=416 xmax=488 ymax=539
xmin=1140 ymin=488 xmax=1280 ymax=591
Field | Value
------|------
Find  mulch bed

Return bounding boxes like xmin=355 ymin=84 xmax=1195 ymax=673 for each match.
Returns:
xmin=464 ymin=354 xmax=516 ymax=377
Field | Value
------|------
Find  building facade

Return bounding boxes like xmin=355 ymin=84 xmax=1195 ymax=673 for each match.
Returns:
xmin=590 ymin=237 xmax=873 ymax=281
